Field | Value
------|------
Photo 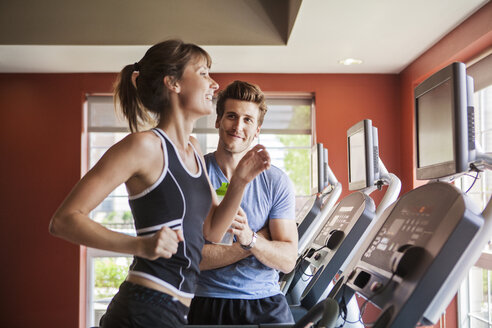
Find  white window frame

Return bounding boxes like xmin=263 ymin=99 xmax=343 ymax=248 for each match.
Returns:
xmin=457 ymin=50 xmax=492 ymax=328
xmin=86 ymin=248 xmax=131 ymax=327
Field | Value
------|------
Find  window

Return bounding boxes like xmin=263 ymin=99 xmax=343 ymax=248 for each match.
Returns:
xmin=457 ymin=52 xmax=492 ymax=328
xmin=84 ymin=93 xmax=316 ymax=327
xmin=85 ymin=96 xmax=135 ymax=327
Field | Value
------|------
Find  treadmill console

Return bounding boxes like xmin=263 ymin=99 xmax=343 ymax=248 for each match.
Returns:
xmin=286 ymin=192 xmax=375 ymax=310
xmin=342 ymin=182 xmax=483 ymax=328
xmin=313 ymin=203 xmax=355 ymax=247
xmin=361 ymin=200 xmax=441 ymax=274
xmin=308 ymin=192 xmax=374 ymax=263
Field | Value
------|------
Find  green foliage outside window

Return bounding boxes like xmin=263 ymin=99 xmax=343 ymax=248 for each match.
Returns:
xmin=483 ymin=269 xmax=490 ymax=300
xmin=122 ymin=211 xmax=133 ymax=222
xmin=101 ymin=211 xmax=133 ymax=224
xmin=279 ymin=135 xmax=311 ymax=195
xmin=279 ymin=105 xmax=312 ymax=195
xmin=94 ymin=257 xmax=132 ymax=299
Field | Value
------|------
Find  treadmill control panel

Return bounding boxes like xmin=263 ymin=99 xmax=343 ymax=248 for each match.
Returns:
xmin=313 ymin=205 xmax=353 ymax=246
xmin=360 ymin=183 xmax=458 ymax=273
xmin=340 ymin=182 xmax=484 ymax=328
xmin=312 ymin=192 xmax=368 ymax=249
xmin=285 ymin=192 xmax=375 ymax=308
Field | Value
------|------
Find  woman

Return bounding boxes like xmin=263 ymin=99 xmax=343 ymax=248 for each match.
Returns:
xmin=49 ymin=39 xmax=270 ymax=328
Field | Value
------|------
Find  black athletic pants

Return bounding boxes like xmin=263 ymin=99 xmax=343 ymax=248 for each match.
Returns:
xmin=99 ymin=281 xmax=189 ymax=328
xmin=188 ymin=294 xmax=294 ymax=325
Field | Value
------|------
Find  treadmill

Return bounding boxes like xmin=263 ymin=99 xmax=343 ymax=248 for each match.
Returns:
xmin=284 ymin=119 xmax=401 ymax=324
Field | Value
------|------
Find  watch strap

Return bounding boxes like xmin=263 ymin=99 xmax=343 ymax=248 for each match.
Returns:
xmin=240 ymin=231 xmax=258 ymax=250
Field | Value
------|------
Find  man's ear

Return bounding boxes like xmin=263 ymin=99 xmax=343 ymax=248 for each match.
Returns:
xmin=215 ymin=116 xmax=221 ymax=129
xmin=255 ymin=125 xmax=261 ymax=138
xmin=164 ymin=76 xmax=180 ymax=93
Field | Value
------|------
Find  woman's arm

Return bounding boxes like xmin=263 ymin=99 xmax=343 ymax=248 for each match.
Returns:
xmin=49 ymin=132 xmax=182 ymax=260
xmin=189 ymin=138 xmax=270 ymax=243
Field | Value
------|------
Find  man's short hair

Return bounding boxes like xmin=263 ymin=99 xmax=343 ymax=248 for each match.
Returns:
xmin=216 ymin=80 xmax=268 ymax=126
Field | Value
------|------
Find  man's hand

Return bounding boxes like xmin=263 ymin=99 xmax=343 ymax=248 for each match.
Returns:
xmin=231 ymin=207 xmax=254 ymax=246
xmin=139 ymin=227 xmax=184 ymax=260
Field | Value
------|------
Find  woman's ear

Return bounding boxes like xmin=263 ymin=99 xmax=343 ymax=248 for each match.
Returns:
xmin=164 ymin=76 xmax=180 ymax=93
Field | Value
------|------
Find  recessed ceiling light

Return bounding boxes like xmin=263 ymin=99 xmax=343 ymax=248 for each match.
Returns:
xmin=338 ymin=58 xmax=363 ymax=66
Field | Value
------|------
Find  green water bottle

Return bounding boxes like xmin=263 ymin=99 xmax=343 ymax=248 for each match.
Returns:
xmin=216 ymin=182 xmax=229 ymax=201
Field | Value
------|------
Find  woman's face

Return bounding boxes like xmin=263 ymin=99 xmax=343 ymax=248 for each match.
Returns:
xmin=176 ymin=56 xmax=219 ymax=117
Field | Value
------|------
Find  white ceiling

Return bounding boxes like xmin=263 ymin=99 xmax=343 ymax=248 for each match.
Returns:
xmin=0 ymin=0 xmax=489 ymax=74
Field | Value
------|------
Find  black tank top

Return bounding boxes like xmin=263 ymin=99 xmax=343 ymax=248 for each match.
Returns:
xmin=128 ymin=128 xmax=212 ymax=298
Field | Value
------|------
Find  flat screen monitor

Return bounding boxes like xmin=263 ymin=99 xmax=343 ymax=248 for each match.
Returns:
xmin=347 ymin=119 xmax=380 ymax=190
xmin=323 ymin=147 xmax=329 ymax=190
xmin=415 ymin=62 xmax=475 ymax=180
xmin=311 ymin=144 xmax=319 ymax=195
xmin=311 ymin=143 xmax=329 ymax=194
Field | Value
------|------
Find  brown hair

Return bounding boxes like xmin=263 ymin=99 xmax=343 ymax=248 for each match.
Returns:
xmin=114 ymin=39 xmax=212 ymax=132
xmin=216 ymin=80 xmax=268 ymax=126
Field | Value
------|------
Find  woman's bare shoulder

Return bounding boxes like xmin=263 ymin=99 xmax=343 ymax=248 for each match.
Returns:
xmin=107 ymin=130 xmax=164 ymax=182
xmin=119 ymin=130 xmax=161 ymax=153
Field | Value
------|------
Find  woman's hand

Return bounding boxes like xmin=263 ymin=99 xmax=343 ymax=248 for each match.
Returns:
xmin=139 ymin=227 xmax=184 ymax=260
xmin=233 ymin=144 xmax=271 ymax=185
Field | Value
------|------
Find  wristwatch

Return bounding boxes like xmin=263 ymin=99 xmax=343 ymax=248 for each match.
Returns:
xmin=240 ymin=231 xmax=258 ymax=250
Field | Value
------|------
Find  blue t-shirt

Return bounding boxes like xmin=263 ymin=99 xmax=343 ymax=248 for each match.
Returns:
xmin=194 ymin=152 xmax=296 ymax=299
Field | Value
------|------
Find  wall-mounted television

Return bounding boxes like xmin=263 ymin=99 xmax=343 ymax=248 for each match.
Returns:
xmin=414 ymin=62 xmax=475 ymax=180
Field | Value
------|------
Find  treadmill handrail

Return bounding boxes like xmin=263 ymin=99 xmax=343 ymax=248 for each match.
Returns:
xmin=325 ymin=161 xmax=339 ymax=187
xmin=362 ymin=158 xmax=401 ymax=217
xmin=297 ymin=181 xmax=342 ymax=254
xmin=339 ymin=160 xmax=400 ymax=274
xmin=376 ymin=173 xmax=401 ymax=218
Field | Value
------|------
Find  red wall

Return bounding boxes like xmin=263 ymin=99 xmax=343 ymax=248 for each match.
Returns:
xmin=0 ymin=3 xmax=490 ymax=327
xmin=0 ymin=74 xmax=116 ymax=328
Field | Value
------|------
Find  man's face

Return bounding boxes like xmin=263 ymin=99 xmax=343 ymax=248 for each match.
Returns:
xmin=216 ymin=99 xmax=261 ymax=154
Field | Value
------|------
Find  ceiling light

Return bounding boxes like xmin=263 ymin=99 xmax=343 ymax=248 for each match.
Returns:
xmin=338 ymin=58 xmax=363 ymax=66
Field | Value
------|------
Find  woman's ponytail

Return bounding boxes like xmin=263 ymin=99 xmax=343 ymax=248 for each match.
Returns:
xmin=114 ymin=64 xmax=153 ymax=132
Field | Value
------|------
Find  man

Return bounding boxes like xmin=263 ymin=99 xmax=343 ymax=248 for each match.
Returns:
xmin=188 ymin=80 xmax=298 ymax=324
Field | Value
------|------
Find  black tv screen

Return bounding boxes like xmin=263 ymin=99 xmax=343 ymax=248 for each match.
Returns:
xmin=347 ymin=119 xmax=379 ymax=190
xmin=348 ymin=129 xmax=366 ymax=185
xmin=415 ymin=62 xmax=474 ymax=180
xmin=417 ymin=79 xmax=454 ymax=168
